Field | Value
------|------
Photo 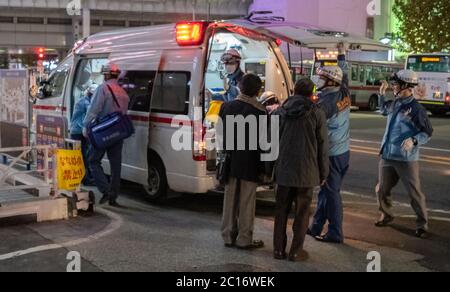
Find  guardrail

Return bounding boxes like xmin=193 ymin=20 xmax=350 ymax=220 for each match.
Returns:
xmin=0 ymin=144 xmax=57 ymax=197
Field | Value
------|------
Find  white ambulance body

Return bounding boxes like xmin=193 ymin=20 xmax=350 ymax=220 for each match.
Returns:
xmin=32 ymin=19 xmax=389 ymax=200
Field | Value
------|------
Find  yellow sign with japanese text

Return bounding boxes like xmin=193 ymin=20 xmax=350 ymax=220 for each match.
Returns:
xmin=56 ymin=149 xmax=85 ymax=191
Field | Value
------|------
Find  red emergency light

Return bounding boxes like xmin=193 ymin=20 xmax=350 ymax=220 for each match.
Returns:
xmin=445 ymin=93 xmax=450 ymax=104
xmin=176 ymin=22 xmax=207 ymax=46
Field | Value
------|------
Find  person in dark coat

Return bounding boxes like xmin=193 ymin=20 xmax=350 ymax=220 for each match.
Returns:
xmin=218 ymin=73 xmax=268 ymax=250
xmin=272 ymin=78 xmax=329 ymax=262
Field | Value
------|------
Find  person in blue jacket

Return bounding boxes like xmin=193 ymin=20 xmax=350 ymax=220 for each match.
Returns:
xmin=308 ymin=43 xmax=351 ymax=244
xmin=375 ymin=70 xmax=433 ymax=238
xmin=70 ymin=84 xmax=98 ymax=186
xmin=212 ymin=49 xmax=245 ymax=103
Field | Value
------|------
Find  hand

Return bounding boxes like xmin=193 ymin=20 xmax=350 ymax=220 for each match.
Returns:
xmin=320 ymin=180 xmax=327 ymax=187
xmin=82 ymin=128 xmax=88 ymax=138
xmin=380 ymin=80 xmax=389 ymax=96
xmin=401 ymin=138 xmax=415 ymax=153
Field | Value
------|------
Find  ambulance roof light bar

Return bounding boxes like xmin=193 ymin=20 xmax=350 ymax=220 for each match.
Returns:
xmin=176 ymin=22 xmax=207 ymax=46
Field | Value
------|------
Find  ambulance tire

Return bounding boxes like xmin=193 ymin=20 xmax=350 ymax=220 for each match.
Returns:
xmin=143 ymin=152 xmax=168 ymax=202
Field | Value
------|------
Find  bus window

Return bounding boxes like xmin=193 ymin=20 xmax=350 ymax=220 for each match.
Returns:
xmin=351 ymin=64 xmax=359 ymax=82
xmin=359 ymin=65 xmax=366 ymax=84
xmin=407 ymin=56 xmax=450 ymax=73
xmin=373 ymin=66 xmax=383 ymax=86
xmin=366 ymin=66 xmax=374 ymax=85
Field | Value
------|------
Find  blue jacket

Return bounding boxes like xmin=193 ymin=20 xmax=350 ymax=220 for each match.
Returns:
xmin=83 ymin=79 xmax=130 ymax=129
xmin=70 ymin=95 xmax=91 ymax=135
xmin=212 ymin=68 xmax=244 ymax=102
xmin=379 ymin=94 xmax=433 ymax=162
xmin=317 ymin=55 xmax=351 ymax=157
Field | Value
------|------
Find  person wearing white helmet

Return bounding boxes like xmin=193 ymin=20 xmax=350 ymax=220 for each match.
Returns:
xmin=309 ymin=43 xmax=351 ymax=244
xmin=375 ymin=70 xmax=433 ymax=238
xmin=83 ymin=62 xmax=130 ymax=207
xmin=258 ymin=91 xmax=280 ymax=113
xmin=70 ymin=84 xmax=99 ymax=186
xmin=213 ymin=48 xmax=245 ymax=102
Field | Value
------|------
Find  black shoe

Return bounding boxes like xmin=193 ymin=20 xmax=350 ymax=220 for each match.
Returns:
xmin=224 ymin=243 xmax=235 ymax=248
xmin=306 ymin=229 xmax=318 ymax=238
xmin=288 ymin=250 xmax=309 ymax=262
xmin=415 ymin=229 xmax=428 ymax=239
xmin=109 ymin=200 xmax=122 ymax=207
xmin=99 ymin=195 xmax=110 ymax=205
xmin=274 ymin=251 xmax=287 ymax=260
xmin=236 ymin=240 xmax=265 ymax=250
xmin=315 ymin=235 xmax=343 ymax=244
xmin=375 ymin=214 xmax=394 ymax=227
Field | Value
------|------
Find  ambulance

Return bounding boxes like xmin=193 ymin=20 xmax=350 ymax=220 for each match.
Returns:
xmin=31 ymin=17 xmax=389 ymax=201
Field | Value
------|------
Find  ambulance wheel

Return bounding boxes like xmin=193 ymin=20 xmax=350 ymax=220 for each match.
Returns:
xmin=368 ymin=95 xmax=379 ymax=112
xmin=143 ymin=153 xmax=168 ymax=202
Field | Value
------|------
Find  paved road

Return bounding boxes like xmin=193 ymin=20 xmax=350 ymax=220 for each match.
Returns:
xmin=0 ymin=112 xmax=448 ymax=272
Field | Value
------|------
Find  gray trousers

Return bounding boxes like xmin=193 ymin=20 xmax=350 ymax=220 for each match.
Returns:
xmin=376 ymin=159 xmax=429 ymax=230
xmin=221 ymin=177 xmax=258 ymax=247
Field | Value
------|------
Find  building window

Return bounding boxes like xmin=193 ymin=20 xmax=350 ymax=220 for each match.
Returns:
xmin=366 ymin=17 xmax=374 ymax=39
xmin=17 ymin=17 xmax=44 ymax=24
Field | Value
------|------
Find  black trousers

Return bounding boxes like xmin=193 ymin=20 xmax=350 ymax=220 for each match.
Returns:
xmin=274 ymin=186 xmax=314 ymax=254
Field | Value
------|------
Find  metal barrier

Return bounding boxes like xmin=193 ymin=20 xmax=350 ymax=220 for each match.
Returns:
xmin=0 ymin=144 xmax=57 ymax=197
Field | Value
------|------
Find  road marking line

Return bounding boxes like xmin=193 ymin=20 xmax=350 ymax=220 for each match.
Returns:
xmin=0 ymin=208 xmax=123 ymax=261
xmin=351 ymin=139 xmax=450 ymax=154
xmin=352 ymin=145 xmax=450 ymax=162
xmin=351 ymin=147 xmax=450 ymax=166
xmin=399 ymin=215 xmax=450 ymax=223
xmin=342 ymin=191 xmax=450 ymax=215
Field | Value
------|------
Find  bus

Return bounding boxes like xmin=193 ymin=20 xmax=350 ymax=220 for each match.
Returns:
xmin=406 ymin=53 xmax=450 ymax=115
xmin=311 ymin=52 xmax=403 ymax=111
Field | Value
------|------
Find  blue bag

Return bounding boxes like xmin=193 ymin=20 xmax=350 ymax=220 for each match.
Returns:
xmin=87 ymin=85 xmax=134 ymax=150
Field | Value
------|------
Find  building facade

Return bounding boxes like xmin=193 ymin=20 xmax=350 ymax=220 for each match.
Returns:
xmin=0 ymin=0 xmax=252 ymax=68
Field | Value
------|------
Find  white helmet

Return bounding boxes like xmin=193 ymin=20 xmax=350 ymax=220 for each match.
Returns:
xmin=390 ymin=70 xmax=419 ymax=87
xmin=221 ymin=49 xmax=242 ymax=64
xmin=258 ymin=91 xmax=279 ymax=106
xmin=101 ymin=62 xmax=121 ymax=76
xmin=85 ymin=84 xmax=98 ymax=96
xmin=317 ymin=66 xmax=344 ymax=84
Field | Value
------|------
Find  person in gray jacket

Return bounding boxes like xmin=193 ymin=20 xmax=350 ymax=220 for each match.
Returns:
xmin=272 ymin=78 xmax=329 ymax=262
xmin=83 ymin=63 xmax=130 ymax=207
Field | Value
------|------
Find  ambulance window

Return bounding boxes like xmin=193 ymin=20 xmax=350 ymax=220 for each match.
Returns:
xmin=121 ymin=71 xmax=157 ymax=112
xmin=71 ymin=58 xmax=108 ymax=113
xmin=45 ymin=58 xmax=72 ymax=98
xmin=152 ymin=72 xmax=190 ymax=114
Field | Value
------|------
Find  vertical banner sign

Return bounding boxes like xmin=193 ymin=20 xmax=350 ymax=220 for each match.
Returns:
xmin=36 ymin=115 xmax=67 ymax=176
xmin=0 ymin=69 xmax=30 ymax=150
xmin=56 ymin=149 xmax=85 ymax=191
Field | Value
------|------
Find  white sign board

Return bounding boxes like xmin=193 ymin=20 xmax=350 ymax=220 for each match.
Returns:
xmin=0 ymin=69 xmax=29 ymax=126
